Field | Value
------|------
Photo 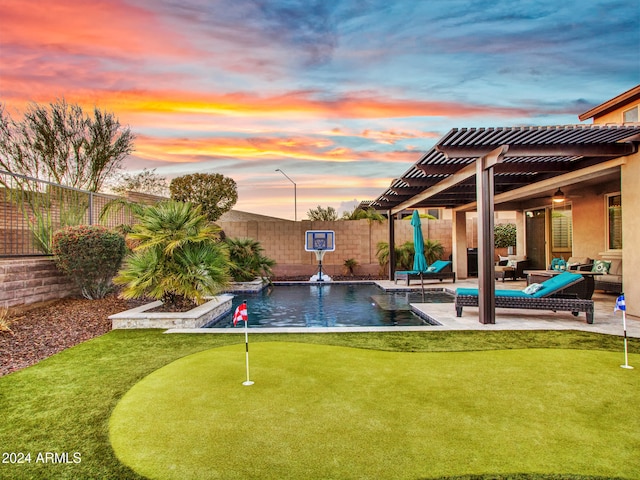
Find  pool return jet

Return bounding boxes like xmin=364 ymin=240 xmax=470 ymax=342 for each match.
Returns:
xmin=305 ymin=230 xmax=335 ymax=282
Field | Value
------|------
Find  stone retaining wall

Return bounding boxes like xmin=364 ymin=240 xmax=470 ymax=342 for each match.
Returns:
xmin=0 ymin=257 xmax=79 ymax=310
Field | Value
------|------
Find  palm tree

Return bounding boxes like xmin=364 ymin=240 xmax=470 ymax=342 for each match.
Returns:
xmin=225 ymin=237 xmax=275 ymax=282
xmin=376 ymin=241 xmax=415 ymax=274
xmin=423 ymin=239 xmax=444 ymax=265
xmin=114 ymin=201 xmax=230 ymax=309
xmin=343 ymin=207 xmax=384 ymax=223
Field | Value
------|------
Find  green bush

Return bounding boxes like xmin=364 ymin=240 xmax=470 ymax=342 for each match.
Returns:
xmin=52 ymin=225 xmax=126 ymax=299
xmin=169 ymin=173 xmax=237 ymax=222
xmin=495 ymin=223 xmax=517 ymax=248
xmin=225 ymin=237 xmax=275 ymax=282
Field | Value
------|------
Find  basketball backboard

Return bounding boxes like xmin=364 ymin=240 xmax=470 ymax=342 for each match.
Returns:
xmin=305 ymin=230 xmax=335 ymax=251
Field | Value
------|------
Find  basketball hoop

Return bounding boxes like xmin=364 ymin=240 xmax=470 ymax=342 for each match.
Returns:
xmin=314 ymin=249 xmax=327 ymax=262
xmin=305 ymin=231 xmax=335 ymax=282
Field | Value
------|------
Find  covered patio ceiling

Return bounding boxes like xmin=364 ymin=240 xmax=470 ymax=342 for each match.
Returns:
xmin=372 ymin=124 xmax=640 ymax=214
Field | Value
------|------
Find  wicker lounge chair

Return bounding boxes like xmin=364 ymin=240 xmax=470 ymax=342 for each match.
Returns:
xmin=394 ymin=260 xmax=456 ymax=285
xmin=455 ymin=271 xmax=594 ymax=324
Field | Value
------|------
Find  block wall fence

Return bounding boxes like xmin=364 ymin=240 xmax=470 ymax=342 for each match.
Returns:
xmin=218 ymin=217 xmax=478 ymax=278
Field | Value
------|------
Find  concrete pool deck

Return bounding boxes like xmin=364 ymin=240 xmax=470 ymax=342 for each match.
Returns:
xmin=167 ymin=278 xmax=640 ymax=339
xmin=378 ymin=278 xmax=640 ymax=339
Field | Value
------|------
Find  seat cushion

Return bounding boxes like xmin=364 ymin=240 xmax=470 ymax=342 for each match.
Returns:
xmin=428 ymin=260 xmax=451 ymax=273
xmin=597 ymin=274 xmax=622 ymax=284
xmin=531 ymin=271 xmax=582 ymax=298
xmin=607 ymin=259 xmax=623 ymax=276
xmin=455 ymin=288 xmax=529 ymax=298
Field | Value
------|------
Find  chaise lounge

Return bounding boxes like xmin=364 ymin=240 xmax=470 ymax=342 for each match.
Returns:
xmin=394 ymin=260 xmax=456 ymax=285
xmin=455 ymin=271 xmax=595 ymax=323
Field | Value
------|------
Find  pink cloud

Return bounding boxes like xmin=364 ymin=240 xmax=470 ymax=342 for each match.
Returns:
xmin=1 ymin=0 xmax=194 ymax=60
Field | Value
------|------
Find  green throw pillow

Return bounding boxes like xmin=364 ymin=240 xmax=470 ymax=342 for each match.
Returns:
xmin=523 ymin=283 xmax=543 ymax=295
xmin=592 ymin=260 xmax=611 ymax=274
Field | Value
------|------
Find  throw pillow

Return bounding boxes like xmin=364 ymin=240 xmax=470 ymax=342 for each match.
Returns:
xmin=507 ymin=259 xmax=518 ymax=268
xmin=523 ymin=283 xmax=544 ymax=295
xmin=592 ymin=260 xmax=611 ymax=274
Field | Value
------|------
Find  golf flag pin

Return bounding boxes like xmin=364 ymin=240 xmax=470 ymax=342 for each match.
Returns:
xmin=233 ymin=302 xmax=248 ymax=326
xmin=614 ymin=295 xmax=626 ymax=312
xmin=614 ymin=294 xmax=633 ymax=370
xmin=234 ymin=301 xmax=254 ymax=385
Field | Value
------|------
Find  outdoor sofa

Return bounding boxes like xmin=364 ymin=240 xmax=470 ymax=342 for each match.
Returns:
xmin=455 ymin=271 xmax=594 ymax=324
xmin=394 ymin=260 xmax=456 ymax=285
xmin=593 ymin=258 xmax=623 ymax=294
xmin=494 ymin=255 xmax=529 ymax=281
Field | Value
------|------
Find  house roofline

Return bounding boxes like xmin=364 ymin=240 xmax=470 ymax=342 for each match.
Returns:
xmin=578 ymin=84 xmax=640 ymax=122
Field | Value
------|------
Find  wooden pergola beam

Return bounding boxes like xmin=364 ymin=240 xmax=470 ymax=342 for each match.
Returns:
xmin=437 ymin=142 xmax=636 ymax=159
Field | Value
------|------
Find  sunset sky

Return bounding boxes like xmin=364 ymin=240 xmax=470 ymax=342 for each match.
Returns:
xmin=1 ymin=0 xmax=638 ymax=219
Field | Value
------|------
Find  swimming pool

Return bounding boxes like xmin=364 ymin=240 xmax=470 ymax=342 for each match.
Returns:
xmin=207 ymin=283 xmax=453 ymax=328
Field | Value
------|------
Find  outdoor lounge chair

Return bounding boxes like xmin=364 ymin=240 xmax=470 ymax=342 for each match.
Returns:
xmin=454 ymin=271 xmax=595 ymax=324
xmin=394 ymin=260 xmax=456 ymax=285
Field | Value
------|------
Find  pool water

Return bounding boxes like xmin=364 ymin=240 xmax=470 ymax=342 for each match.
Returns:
xmin=208 ymin=284 xmax=453 ymax=328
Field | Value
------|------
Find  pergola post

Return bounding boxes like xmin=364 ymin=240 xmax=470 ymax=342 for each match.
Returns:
xmin=388 ymin=210 xmax=395 ymax=281
xmin=476 ymin=146 xmax=508 ymax=324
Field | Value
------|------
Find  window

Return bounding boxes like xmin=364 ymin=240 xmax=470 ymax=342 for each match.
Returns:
xmin=623 ymin=106 xmax=638 ymax=123
xmin=551 ymin=205 xmax=572 ymax=251
xmin=607 ymin=193 xmax=622 ymax=250
xmin=427 ymin=208 xmax=441 ymax=220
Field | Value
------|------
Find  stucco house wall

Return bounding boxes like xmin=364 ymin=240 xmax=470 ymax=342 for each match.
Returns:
xmin=582 ymin=84 xmax=640 ymax=318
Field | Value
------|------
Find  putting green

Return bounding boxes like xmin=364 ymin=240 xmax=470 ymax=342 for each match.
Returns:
xmin=110 ymin=342 xmax=640 ymax=480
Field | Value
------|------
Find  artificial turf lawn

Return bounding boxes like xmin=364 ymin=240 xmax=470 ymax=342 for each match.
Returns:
xmin=110 ymin=343 xmax=640 ymax=480
xmin=0 ymin=329 xmax=638 ymax=479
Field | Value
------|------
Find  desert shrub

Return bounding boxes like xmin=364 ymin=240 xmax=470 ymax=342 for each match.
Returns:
xmin=52 ymin=225 xmax=126 ymax=299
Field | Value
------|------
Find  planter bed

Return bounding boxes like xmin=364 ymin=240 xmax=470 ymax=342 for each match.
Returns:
xmin=109 ymin=295 xmax=233 ymax=329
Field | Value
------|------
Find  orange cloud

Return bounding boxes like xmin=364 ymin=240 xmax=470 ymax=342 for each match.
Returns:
xmin=133 ymin=134 xmax=421 ymax=166
xmin=103 ymin=89 xmax=533 ymax=119
xmin=1 ymin=86 xmax=531 ymax=122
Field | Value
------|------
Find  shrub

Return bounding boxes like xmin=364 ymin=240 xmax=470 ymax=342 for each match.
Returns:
xmin=0 ymin=307 xmax=12 ymax=335
xmin=376 ymin=241 xmax=415 ymax=274
xmin=343 ymin=258 xmax=358 ymax=276
xmin=225 ymin=238 xmax=275 ymax=282
xmin=494 ymin=223 xmax=517 ymax=248
xmin=424 ymin=239 xmax=444 ymax=265
xmin=52 ymin=225 xmax=126 ymax=299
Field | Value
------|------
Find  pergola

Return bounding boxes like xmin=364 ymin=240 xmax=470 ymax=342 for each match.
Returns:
xmin=371 ymin=124 xmax=640 ymax=324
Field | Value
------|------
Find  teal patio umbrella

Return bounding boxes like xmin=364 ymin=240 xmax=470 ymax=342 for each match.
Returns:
xmin=410 ymin=210 xmax=428 ymax=296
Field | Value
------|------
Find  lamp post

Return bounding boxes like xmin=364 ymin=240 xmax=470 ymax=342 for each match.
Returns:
xmin=275 ymin=168 xmax=297 ymax=221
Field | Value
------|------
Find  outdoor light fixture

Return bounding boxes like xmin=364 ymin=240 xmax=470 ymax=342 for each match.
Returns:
xmin=275 ymin=168 xmax=297 ymax=221
xmin=552 ymin=188 xmax=566 ymax=203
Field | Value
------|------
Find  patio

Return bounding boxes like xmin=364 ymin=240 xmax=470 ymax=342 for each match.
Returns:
xmin=376 ymin=278 xmax=640 ymax=338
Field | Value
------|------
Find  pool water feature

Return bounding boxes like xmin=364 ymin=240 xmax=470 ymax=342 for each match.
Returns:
xmin=208 ymin=284 xmax=453 ymax=328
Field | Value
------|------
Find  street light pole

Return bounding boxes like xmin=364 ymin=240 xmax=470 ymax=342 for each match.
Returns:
xmin=275 ymin=168 xmax=297 ymax=221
